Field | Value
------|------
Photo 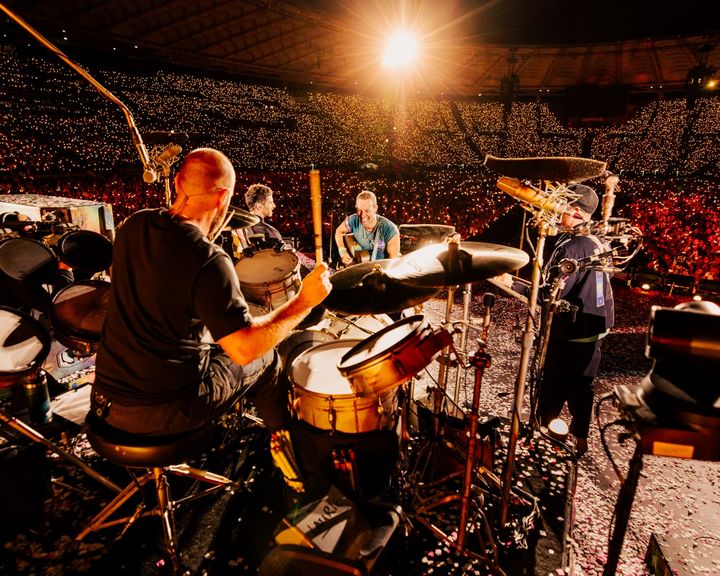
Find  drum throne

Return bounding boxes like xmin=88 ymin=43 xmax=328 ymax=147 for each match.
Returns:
xmin=77 ymin=412 xmax=236 ymax=574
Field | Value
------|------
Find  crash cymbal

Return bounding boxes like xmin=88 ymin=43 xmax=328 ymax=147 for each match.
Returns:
xmin=485 ymin=155 xmax=606 ymax=183
xmin=386 ymin=241 xmax=529 ymax=287
xmin=399 ymin=224 xmax=456 ymax=254
xmin=224 ymin=206 xmax=260 ymax=230
xmin=323 ymin=260 xmax=441 ymax=315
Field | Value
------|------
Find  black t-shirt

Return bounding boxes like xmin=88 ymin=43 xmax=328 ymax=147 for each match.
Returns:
xmin=94 ymin=209 xmax=253 ymax=405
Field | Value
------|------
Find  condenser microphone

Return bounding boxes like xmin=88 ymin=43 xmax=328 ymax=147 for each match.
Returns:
xmin=153 ymin=143 xmax=183 ymax=167
xmin=481 ymin=292 xmax=496 ymax=341
xmin=496 ymin=177 xmax=570 ymax=217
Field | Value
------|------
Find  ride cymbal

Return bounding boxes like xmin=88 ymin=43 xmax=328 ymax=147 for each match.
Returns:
xmin=323 ymin=260 xmax=440 ymax=315
xmin=386 ymin=241 xmax=529 ymax=287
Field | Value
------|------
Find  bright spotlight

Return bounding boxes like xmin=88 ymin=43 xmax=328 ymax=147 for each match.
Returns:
xmin=382 ymin=31 xmax=418 ymax=69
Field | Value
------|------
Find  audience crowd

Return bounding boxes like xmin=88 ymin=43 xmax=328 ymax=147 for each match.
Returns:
xmin=1 ymin=42 xmax=719 ymax=282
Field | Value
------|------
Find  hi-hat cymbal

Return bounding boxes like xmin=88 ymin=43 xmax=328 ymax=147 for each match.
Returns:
xmin=485 ymin=155 xmax=606 ymax=183
xmin=323 ymin=260 xmax=440 ymax=315
xmin=224 ymin=206 xmax=260 ymax=230
xmin=386 ymin=241 xmax=529 ymax=287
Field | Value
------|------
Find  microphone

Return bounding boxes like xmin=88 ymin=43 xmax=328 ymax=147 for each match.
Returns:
xmin=601 ymin=172 xmax=620 ymax=230
xmin=496 ymin=177 xmax=570 ymax=217
xmin=153 ymin=143 xmax=183 ymax=167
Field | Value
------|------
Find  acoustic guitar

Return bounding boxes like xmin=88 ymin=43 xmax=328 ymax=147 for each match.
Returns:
xmin=342 ymin=233 xmax=370 ymax=265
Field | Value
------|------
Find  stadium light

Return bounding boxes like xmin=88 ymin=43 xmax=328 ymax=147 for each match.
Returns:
xmin=381 ymin=30 xmax=419 ymax=69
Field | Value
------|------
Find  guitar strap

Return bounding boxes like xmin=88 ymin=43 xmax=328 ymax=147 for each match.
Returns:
xmin=371 ymin=225 xmax=381 ymax=261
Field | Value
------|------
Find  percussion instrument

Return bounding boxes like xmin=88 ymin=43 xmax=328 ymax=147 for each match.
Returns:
xmin=323 ymin=259 xmax=440 ymax=315
xmin=53 ymin=229 xmax=112 ymax=273
xmin=289 ymin=340 xmax=397 ymax=434
xmin=223 ymin=205 xmax=260 ymax=231
xmin=0 ymin=306 xmax=51 ymax=388
xmin=234 ymin=249 xmax=301 ymax=310
xmin=484 ymin=154 xmax=607 ymax=183
xmin=399 ymin=223 xmax=456 ymax=254
xmin=0 ymin=236 xmax=58 ymax=310
xmin=337 ymin=315 xmax=452 ymax=396
xmin=49 ymin=280 xmax=110 ymax=356
xmin=386 ymin=241 xmax=530 ymax=288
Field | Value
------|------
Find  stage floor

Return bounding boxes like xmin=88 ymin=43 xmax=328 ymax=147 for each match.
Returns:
xmin=0 ymin=283 xmax=718 ymax=576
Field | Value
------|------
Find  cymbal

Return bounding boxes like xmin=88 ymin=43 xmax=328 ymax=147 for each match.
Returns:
xmin=485 ymin=155 xmax=606 ymax=183
xmin=224 ymin=206 xmax=260 ymax=230
xmin=386 ymin=241 xmax=529 ymax=287
xmin=143 ymin=131 xmax=189 ymax=145
xmin=323 ymin=260 xmax=441 ymax=315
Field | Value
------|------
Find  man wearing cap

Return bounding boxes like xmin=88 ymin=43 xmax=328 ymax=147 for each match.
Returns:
xmin=92 ymin=148 xmax=331 ymax=435
xmin=499 ymin=181 xmax=614 ymax=457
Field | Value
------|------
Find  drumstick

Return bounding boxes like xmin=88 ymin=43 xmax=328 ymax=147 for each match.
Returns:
xmin=308 ymin=167 xmax=323 ymax=264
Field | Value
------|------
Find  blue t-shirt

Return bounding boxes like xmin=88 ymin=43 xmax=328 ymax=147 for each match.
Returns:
xmin=344 ymin=214 xmax=399 ymax=260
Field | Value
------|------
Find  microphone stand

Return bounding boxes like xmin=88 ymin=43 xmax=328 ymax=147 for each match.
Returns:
xmin=499 ymin=218 xmax=550 ymax=526
xmin=0 ymin=3 xmax=156 ymax=182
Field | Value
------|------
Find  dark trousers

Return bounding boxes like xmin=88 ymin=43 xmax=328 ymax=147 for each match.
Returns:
xmin=537 ymin=338 xmax=602 ymax=440
xmin=92 ymin=349 xmax=288 ymax=435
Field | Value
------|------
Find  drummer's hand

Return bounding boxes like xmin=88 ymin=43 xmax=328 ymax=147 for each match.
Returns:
xmin=341 ymin=254 xmax=353 ymax=267
xmin=297 ymin=262 xmax=332 ymax=309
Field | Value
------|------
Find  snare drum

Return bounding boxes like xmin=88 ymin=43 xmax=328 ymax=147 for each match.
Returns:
xmin=234 ymin=249 xmax=301 ymax=310
xmin=54 ymin=230 xmax=112 ymax=274
xmin=290 ymin=340 xmax=397 ymax=434
xmin=338 ymin=315 xmax=452 ymax=396
xmin=50 ymin=280 xmax=110 ymax=356
xmin=0 ymin=306 xmax=51 ymax=388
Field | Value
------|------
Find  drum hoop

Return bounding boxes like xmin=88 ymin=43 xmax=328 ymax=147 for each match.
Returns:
xmin=0 ymin=305 xmax=52 ymax=376
xmin=235 ymin=249 xmax=299 ymax=271
xmin=290 ymin=338 xmax=362 ymax=391
xmin=337 ymin=315 xmax=425 ymax=371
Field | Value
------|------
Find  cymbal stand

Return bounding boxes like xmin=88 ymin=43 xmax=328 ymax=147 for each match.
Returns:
xmin=413 ymin=298 xmax=505 ymax=574
xmin=451 ymin=283 xmax=472 ymax=410
xmin=499 ymin=219 xmax=550 ymax=526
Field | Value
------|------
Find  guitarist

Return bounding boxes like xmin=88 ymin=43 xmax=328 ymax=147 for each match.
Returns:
xmin=334 ymin=190 xmax=400 ymax=267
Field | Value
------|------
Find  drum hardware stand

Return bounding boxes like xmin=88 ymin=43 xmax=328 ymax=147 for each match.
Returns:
xmin=451 ymin=283 xmax=473 ymax=410
xmin=411 ymin=299 xmax=506 ymax=575
xmin=0 ymin=391 xmax=122 ymax=495
xmin=499 ymin=218 xmax=550 ymax=527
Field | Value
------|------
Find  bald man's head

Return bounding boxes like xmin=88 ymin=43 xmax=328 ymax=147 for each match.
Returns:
xmin=175 ymin=148 xmax=235 ymax=199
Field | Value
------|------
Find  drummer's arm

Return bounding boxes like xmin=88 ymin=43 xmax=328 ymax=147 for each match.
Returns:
xmin=217 ymin=263 xmax=332 ymax=365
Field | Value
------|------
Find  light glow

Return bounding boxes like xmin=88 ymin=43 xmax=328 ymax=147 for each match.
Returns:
xmin=382 ymin=31 xmax=419 ymax=69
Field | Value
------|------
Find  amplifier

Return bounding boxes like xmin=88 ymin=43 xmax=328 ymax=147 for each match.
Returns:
xmin=0 ymin=194 xmax=115 ymax=240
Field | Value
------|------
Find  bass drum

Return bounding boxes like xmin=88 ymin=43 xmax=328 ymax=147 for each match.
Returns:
xmin=0 ymin=306 xmax=51 ymax=388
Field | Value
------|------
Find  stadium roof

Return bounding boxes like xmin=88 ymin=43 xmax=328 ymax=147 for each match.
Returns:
xmin=2 ymin=0 xmax=718 ymax=97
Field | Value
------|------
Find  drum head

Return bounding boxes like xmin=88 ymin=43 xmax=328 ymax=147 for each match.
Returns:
xmin=291 ymin=339 xmax=361 ymax=395
xmin=338 ymin=315 xmax=423 ymax=370
xmin=0 ymin=306 xmax=51 ymax=387
xmin=57 ymin=230 xmax=113 ymax=273
xmin=50 ymin=280 xmax=110 ymax=353
xmin=0 ymin=237 xmax=58 ymax=284
xmin=278 ymin=329 xmax=334 ymax=379
xmin=235 ymin=249 xmax=299 ymax=284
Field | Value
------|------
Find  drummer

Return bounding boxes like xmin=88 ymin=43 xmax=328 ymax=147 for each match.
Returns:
xmin=243 ymin=183 xmax=289 ymax=251
xmin=92 ymin=148 xmax=331 ymax=436
xmin=335 ymin=190 xmax=400 ymax=267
